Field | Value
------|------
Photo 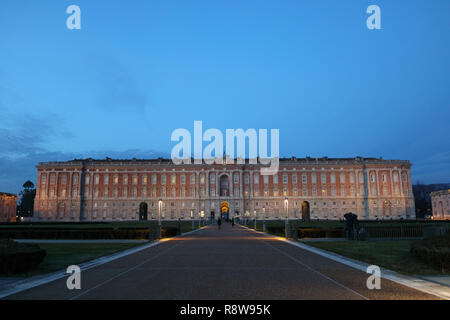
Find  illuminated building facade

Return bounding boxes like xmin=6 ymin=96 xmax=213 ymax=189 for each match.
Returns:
xmin=430 ymin=189 xmax=450 ymax=220
xmin=33 ymin=157 xmax=415 ymax=221
xmin=0 ymin=192 xmax=18 ymax=222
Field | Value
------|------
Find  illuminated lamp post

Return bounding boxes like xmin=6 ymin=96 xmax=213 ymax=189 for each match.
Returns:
xmin=158 ymin=198 xmax=162 ymax=239
xmin=285 ymin=197 xmax=289 ymax=239
xmin=262 ymin=206 xmax=266 ymax=233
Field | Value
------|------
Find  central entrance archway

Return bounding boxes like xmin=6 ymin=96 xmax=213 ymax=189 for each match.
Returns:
xmin=220 ymin=201 xmax=229 ymax=221
xmin=301 ymin=201 xmax=310 ymax=221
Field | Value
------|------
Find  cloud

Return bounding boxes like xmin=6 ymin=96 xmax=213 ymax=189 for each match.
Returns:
xmin=85 ymin=54 xmax=149 ymax=114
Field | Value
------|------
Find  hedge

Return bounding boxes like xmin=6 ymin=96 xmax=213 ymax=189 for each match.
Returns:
xmin=410 ymin=234 xmax=450 ymax=272
xmin=0 ymin=226 xmax=181 ymax=240
xmin=0 ymin=239 xmax=47 ymax=274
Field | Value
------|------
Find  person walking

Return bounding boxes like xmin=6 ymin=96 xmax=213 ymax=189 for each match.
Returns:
xmin=218 ymin=218 xmax=222 ymax=230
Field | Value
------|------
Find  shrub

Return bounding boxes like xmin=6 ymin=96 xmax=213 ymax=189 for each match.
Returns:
xmin=0 ymin=239 xmax=47 ymax=274
xmin=162 ymin=226 xmax=179 ymax=238
xmin=410 ymin=234 xmax=450 ymax=272
xmin=266 ymin=226 xmax=285 ymax=236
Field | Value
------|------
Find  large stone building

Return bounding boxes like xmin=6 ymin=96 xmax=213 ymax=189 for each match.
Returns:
xmin=0 ymin=192 xmax=18 ymax=222
xmin=33 ymin=156 xmax=416 ymax=222
xmin=430 ymin=189 xmax=450 ymax=220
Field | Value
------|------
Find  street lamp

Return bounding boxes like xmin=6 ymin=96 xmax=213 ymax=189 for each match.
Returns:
xmin=254 ymin=209 xmax=257 ymax=230
xmin=158 ymin=198 xmax=162 ymax=239
xmin=262 ymin=206 xmax=266 ymax=233
xmin=284 ymin=197 xmax=289 ymax=238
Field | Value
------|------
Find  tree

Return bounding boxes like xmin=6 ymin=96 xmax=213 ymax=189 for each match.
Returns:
xmin=17 ymin=180 xmax=36 ymax=217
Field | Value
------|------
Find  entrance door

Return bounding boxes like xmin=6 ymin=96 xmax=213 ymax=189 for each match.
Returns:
xmin=139 ymin=202 xmax=148 ymax=220
xmin=301 ymin=201 xmax=310 ymax=221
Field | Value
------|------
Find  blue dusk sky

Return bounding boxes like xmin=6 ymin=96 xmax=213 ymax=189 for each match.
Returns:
xmin=0 ymin=0 xmax=449 ymax=193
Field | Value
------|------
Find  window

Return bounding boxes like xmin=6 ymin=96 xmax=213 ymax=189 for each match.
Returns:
xmin=311 ymin=173 xmax=316 ymax=184
xmin=283 ymin=174 xmax=288 ymax=184
xmin=234 ymin=174 xmax=239 ymax=183
xmin=302 ymin=188 xmax=308 ymax=196
xmin=161 ymin=175 xmax=166 ymax=184
xmin=292 ymin=174 xmax=297 ymax=184
xmin=273 ymin=174 xmax=278 ymax=184
xmin=200 ymin=174 xmax=205 ymax=184
xmin=340 ymin=173 xmax=345 ymax=183
xmin=190 ymin=174 xmax=195 ymax=184
xmin=94 ymin=174 xmax=100 ymax=185
xmin=341 ymin=185 xmax=346 ymax=196
xmin=123 ymin=175 xmax=128 ymax=184
xmin=133 ymin=175 xmax=138 ymax=184
xmin=113 ymin=175 xmax=118 ymax=184
xmin=171 ymin=174 xmax=176 ymax=184
xmin=180 ymin=175 xmax=186 ymax=184
xmin=41 ymin=174 xmax=47 ymax=184
xmin=350 ymin=173 xmax=355 ymax=183
xmin=254 ymin=174 xmax=259 ymax=184
xmin=152 ymin=174 xmax=157 ymax=184
xmin=244 ymin=174 xmax=249 ymax=184
xmin=143 ymin=175 xmax=148 ymax=184
xmin=210 ymin=174 xmax=215 ymax=183
xmin=382 ymin=174 xmax=386 ymax=182
xmin=321 ymin=174 xmax=326 ymax=184
xmin=50 ymin=174 xmax=56 ymax=184
xmin=61 ymin=174 xmax=67 ymax=185
xmin=302 ymin=174 xmax=307 ymax=184
xmin=263 ymin=175 xmax=269 ymax=184
xmin=330 ymin=173 xmax=335 ymax=184
xmin=103 ymin=175 xmax=109 ymax=184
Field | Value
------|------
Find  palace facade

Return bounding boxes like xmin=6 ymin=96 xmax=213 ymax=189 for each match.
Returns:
xmin=33 ymin=156 xmax=416 ymax=222
xmin=0 ymin=192 xmax=18 ymax=222
xmin=430 ymin=189 xmax=450 ymax=220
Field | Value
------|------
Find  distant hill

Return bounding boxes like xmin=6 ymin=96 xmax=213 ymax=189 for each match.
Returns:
xmin=413 ymin=183 xmax=450 ymax=218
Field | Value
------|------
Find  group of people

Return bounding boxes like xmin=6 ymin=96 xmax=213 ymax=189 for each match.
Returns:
xmin=217 ymin=217 xmax=235 ymax=230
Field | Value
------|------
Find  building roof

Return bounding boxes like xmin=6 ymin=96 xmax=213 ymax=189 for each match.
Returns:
xmin=37 ymin=156 xmax=411 ymax=167
xmin=0 ymin=192 xmax=18 ymax=199
xmin=430 ymin=189 xmax=450 ymax=197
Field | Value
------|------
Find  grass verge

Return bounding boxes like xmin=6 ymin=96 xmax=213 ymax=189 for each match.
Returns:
xmin=1 ymin=242 xmax=144 ymax=278
xmin=305 ymin=240 xmax=449 ymax=276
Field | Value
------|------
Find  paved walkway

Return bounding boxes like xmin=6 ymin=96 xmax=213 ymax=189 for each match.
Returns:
xmin=3 ymin=224 xmax=446 ymax=300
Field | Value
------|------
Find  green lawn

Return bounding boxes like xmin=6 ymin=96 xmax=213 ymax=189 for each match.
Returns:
xmin=2 ymin=242 xmax=145 ymax=278
xmin=305 ymin=240 xmax=448 ymax=276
